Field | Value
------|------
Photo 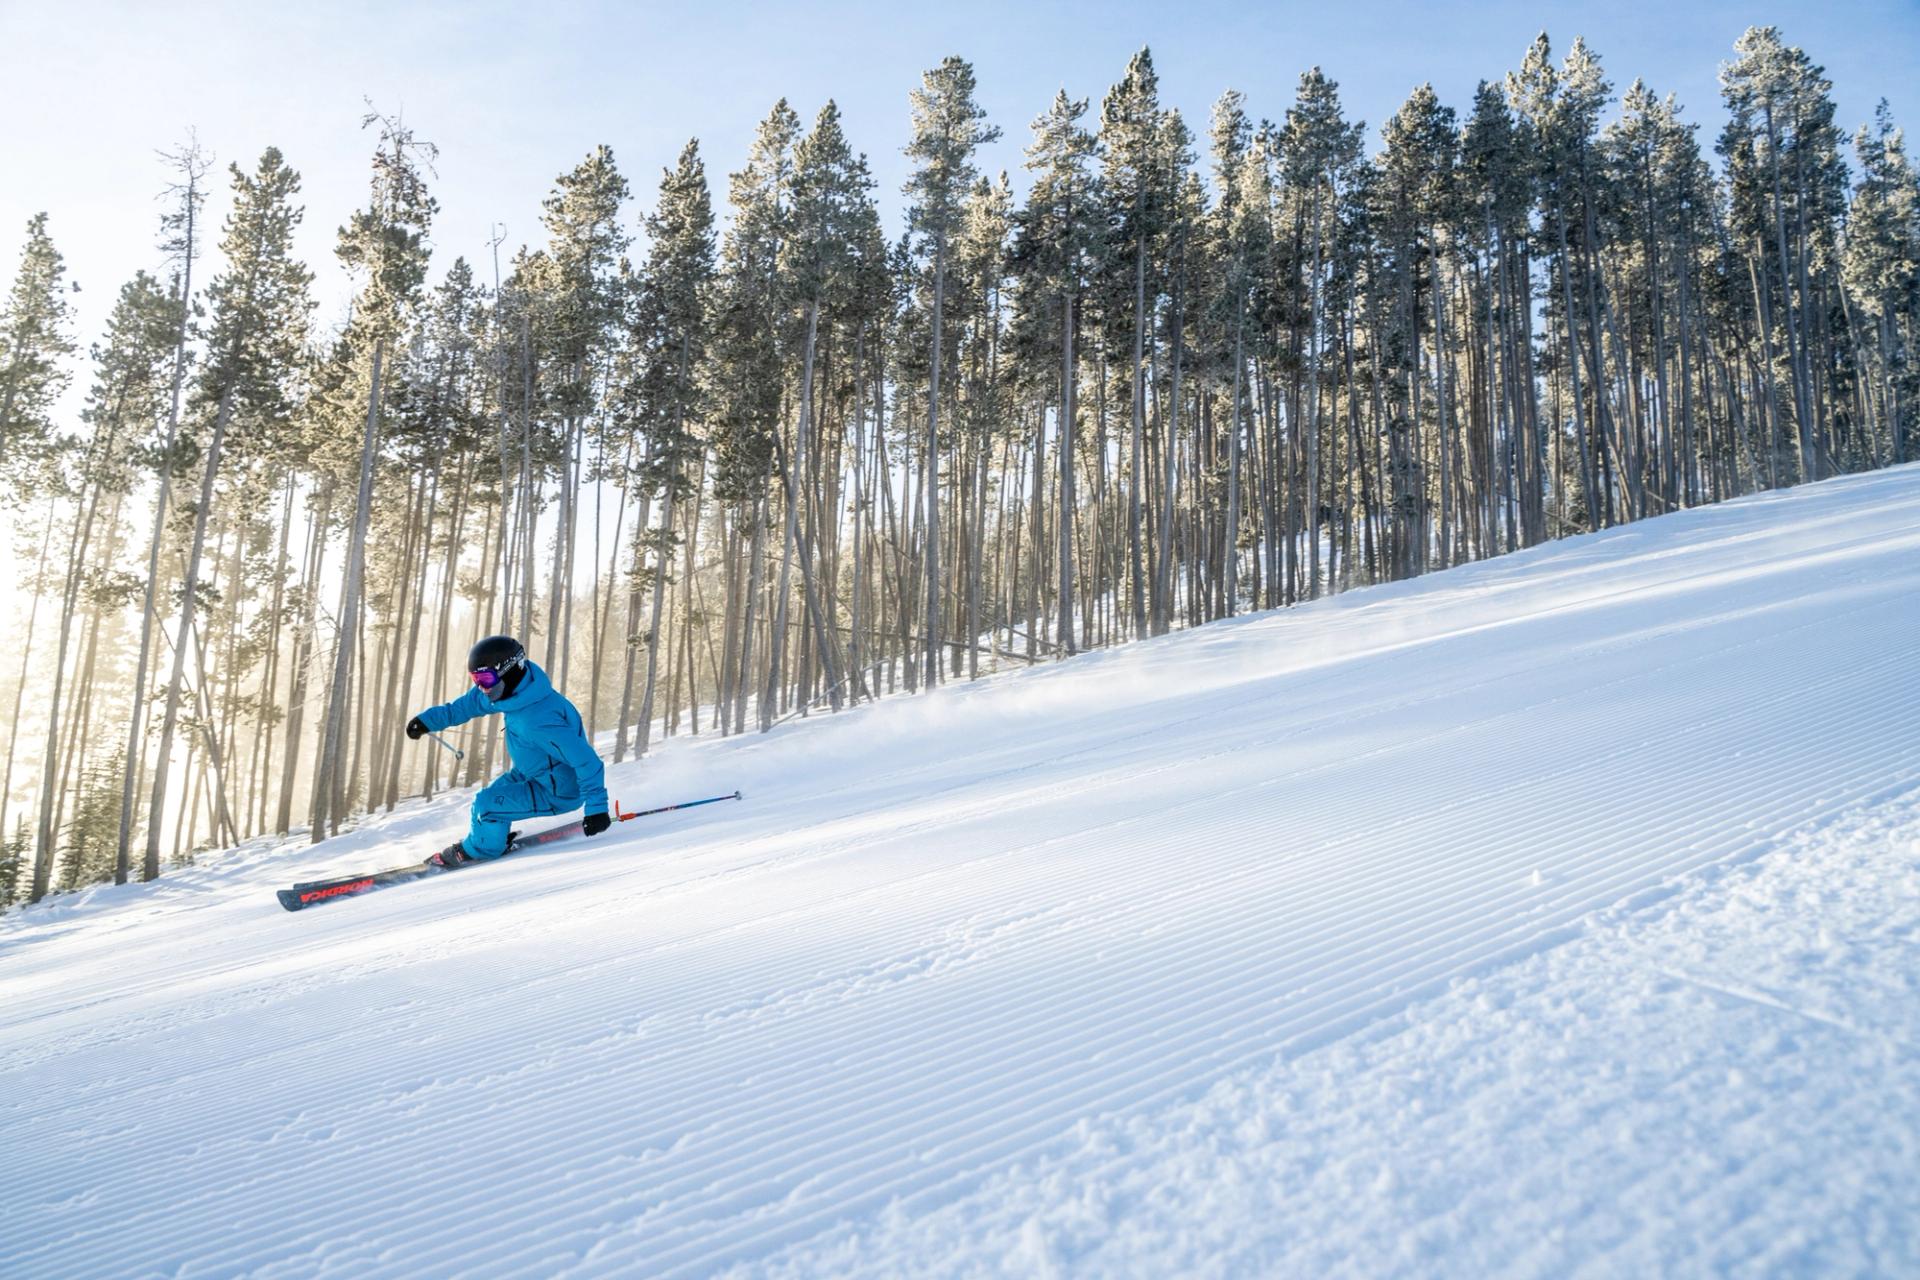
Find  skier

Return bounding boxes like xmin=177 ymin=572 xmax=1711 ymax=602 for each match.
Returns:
xmin=405 ymin=635 xmax=610 ymax=868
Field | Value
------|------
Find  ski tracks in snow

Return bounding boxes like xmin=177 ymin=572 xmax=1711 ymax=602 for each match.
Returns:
xmin=749 ymin=791 xmax=1920 ymax=1279
xmin=1 ymin=467 xmax=1918 ymax=1277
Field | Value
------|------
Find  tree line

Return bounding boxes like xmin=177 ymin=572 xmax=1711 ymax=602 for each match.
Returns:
xmin=1 ymin=27 xmax=1915 ymax=905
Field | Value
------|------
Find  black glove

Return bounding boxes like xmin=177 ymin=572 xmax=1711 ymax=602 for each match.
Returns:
xmin=582 ymin=811 xmax=611 ymax=837
xmin=405 ymin=715 xmax=427 ymax=740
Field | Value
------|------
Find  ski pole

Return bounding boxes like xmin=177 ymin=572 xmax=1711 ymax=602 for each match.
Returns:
xmin=614 ymin=790 xmax=743 ymax=822
xmin=427 ymin=730 xmax=465 ymax=762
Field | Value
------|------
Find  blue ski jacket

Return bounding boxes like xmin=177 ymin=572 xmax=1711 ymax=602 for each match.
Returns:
xmin=414 ymin=661 xmax=609 ymax=816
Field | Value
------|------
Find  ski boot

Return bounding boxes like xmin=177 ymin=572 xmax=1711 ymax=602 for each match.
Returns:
xmin=427 ymin=841 xmax=473 ymax=870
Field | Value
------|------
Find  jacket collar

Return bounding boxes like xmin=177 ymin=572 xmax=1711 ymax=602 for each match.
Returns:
xmin=491 ymin=660 xmax=553 ymax=712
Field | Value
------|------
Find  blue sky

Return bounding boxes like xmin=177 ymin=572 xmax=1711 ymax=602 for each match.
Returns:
xmin=4 ymin=0 xmax=1918 ymax=352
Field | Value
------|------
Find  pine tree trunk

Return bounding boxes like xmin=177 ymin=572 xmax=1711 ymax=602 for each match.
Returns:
xmin=924 ymin=227 xmax=948 ymax=690
xmin=735 ymin=492 xmax=766 ymax=734
xmin=6 ymin=509 xmax=54 ymax=895
xmin=383 ymin=456 xmax=439 ymax=809
xmin=277 ymin=479 xmax=333 ymax=834
xmin=1057 ymin=287 xmax=1077 ymax=655
xmin=30 ymin=463 xmax=107 ymax=898
xmin=310 ymin=337 xmax=386 ymax=843
xmin=782 ymin=303 xmax=846 ymax=710
xmin=116 ymin=253 xmax=197 ymax=883
xmin=636 ymin=483 xmax=676 ymax=754
xmin=1128 ymin=227 xmax=1148 ymax=639
xmin=187 ymin=616 xmax=239 ymax=848
xmin=144 ymin=385 xmax=235 ymax=880
xmin=1224 ymin=300 xmax=1245 ymax=617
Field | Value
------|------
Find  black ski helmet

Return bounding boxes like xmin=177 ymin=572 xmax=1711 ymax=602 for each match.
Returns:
xmin=468 ymin=634 xmax=528 ymax=702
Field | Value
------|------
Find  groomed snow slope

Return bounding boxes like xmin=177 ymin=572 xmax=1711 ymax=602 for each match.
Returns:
xmin=4 ymin=466 xmax=1919 ymax=1278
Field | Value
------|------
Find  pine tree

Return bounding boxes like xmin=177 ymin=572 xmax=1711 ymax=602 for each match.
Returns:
xmin=55 ymin=752 xmax=125 ymax=891
xmin=0 ymin=818 xmax=27 ymax=908
xmin=142 ymin=147 xmax=312 ymax=883
xmin=117 ymin=136 xmax=208 ymax=885
xmin=1462 ymin=80 xmax=1541 ymax=545
xmin=1146 ymin=112 xmax=1198 ymax=632
xmin=1100 ymin=48 xmax=1170 ymax=638
xmin=536 ymin=145 xmax=630 ymax=689
xmin=778 ymin=104 xmax=875 ymax=709
xmin=1014 ymin=90 xmax=1099 ymax=656
xmin=705 ymin=101 xmax=799 ymax=735
xmin=1283 ymin=69 xmax=1364 ymax=593
xmin=1843 ymin=102 xmax=1919 ymax=464
xmin=951 ymin=172 xmax=1011 ymax=676
xmin=1378 ymin=83 xmax=1460 ymax=574
xmin=1207 ymin=91 xmax=1265 ymax=614
xmin=1720 ymin=26 xmax=1847 ymax=484
xmin=628 ymin=139 xmax=715 ymax=754
xmin=1511 ymin=33 xmax=1615 ymax=529
xmin=905 ymin=56 xmax=999 ymax=688
xmin=310 ymin=114 xmax=434 ymax=843
xmin=0 ymin=213 xmax=77 ymax=487
xmin=25 ymin=273 xmax=175 ymax=903
xmin=1604 ymin=82 xmax=1715 ymax=509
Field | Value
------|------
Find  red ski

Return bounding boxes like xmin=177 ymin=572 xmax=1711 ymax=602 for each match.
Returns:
xmin=274 ymin=791 xmax=741 ymax=912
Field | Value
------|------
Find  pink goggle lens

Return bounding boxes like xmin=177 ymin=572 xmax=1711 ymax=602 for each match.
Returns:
xmin=469 ymin=667 xmax=502 ymax=689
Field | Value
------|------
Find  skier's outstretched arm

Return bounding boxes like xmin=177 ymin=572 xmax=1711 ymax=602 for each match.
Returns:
xmin=410 ymin=685 xmax=492 ymax=737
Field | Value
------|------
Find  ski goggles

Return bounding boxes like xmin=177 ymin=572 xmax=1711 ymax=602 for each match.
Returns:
xmin=469 ymin=664 xmax=513 ymax=689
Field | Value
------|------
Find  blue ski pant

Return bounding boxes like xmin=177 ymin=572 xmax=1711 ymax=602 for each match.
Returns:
xmin=463 ymin=770 xmax=580 ymax=859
